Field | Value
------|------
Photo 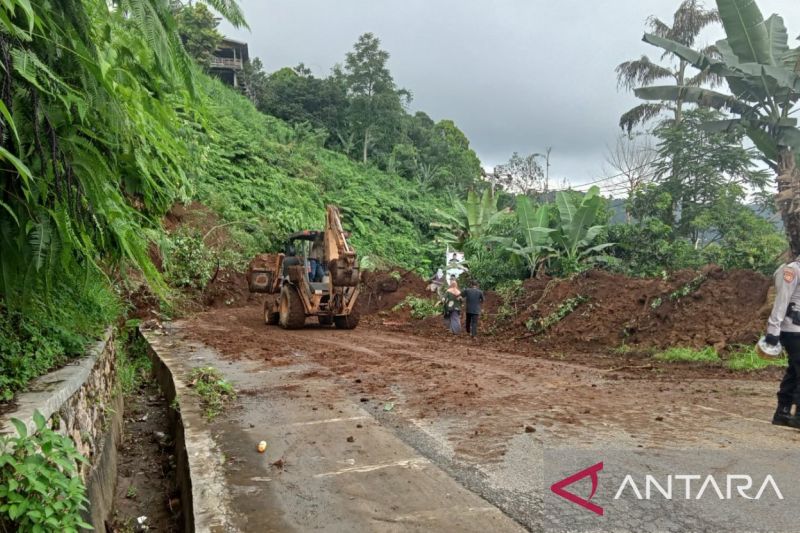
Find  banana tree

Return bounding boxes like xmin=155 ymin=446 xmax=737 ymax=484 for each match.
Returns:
xmin=505 ymin=196 xmax=554 ymax=277
xmin=550 ymin=186 xmax=614 ymax=268
xmin=634 ymin=0 xmax=800 ymax=254
xmin=433 ymin=188 xmax=505 ymax=246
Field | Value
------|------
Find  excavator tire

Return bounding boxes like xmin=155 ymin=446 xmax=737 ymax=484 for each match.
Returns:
xmin=318 ymin=315 xmax=334 ymax=326
xmin=264 ymin=299 xmax=280 ymax=325
xmin=279 ymin=286 xmax=306 ymax=329
xmin=334 ymin=309 xmax=360 ymax=330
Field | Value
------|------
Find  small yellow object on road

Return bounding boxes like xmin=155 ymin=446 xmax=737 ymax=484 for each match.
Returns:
xmin=257 ymin=441 xmax=267 ymax=453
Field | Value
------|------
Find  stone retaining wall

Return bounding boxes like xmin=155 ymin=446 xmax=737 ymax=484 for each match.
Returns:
xmin=0 ymin=329 xmax=123 ymax=531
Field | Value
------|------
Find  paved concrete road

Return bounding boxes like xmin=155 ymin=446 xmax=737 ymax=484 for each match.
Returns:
xmin=159 ymin=313 xmax=800 ymax=532
xmin=147 ymin=323 xmax=524 ymax=532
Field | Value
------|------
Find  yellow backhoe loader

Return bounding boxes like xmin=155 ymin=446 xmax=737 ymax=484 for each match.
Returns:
xmin=246 ymin=205 xmax=360 ymax=329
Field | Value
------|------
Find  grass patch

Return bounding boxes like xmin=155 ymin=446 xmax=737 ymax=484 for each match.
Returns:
xmin=726 ymin=345 xmax=787 ymax=372
xmin=187 ymin=366 xmax=236 ymax=420
xmin=654 ymin=346 xmax=720 ymax=363
xmin=611 ymin=343 xmax=634 ymax=355
xmin=392 ymin=295 xmax=441 ymax=319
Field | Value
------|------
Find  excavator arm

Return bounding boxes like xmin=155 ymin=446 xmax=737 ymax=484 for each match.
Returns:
xmin=324 ymin=205 xmax=360 ymax=287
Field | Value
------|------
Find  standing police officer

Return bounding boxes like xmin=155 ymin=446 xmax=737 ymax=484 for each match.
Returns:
xmin=765 ymin=259 xmax=800 ymax=427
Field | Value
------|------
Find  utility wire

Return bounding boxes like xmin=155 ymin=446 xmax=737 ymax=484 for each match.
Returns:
xmin=570 ymin=161 xmax=658 ymax=190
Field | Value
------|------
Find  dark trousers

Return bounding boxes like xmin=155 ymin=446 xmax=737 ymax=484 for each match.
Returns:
xmin=778 ymin=332 xmax=800 ymax=407
xmin=466 ymin=313 xmax=479 ymax=337
xmin=308 ymin=259 xmax=324 ymax=282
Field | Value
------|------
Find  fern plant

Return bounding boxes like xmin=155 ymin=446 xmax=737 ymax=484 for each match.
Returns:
xmin=0 ymin=0 xmax=244 ymax=311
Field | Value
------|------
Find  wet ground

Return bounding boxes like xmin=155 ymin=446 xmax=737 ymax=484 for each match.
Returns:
xmin=110 ymin=377 xmax=181 ymax=532
xmin=163 ymin=304 xmax=800 ymax=531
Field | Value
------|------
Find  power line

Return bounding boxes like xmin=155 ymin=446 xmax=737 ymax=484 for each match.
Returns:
xmin=570 ymin=161 xmax=657 ymax=190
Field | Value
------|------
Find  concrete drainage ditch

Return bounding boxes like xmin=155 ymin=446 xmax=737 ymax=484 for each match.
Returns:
xmin=139 ymin=324 xmax=238 ymax=532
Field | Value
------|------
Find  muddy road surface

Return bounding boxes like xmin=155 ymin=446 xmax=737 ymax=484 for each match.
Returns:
xmin=172 ymin=303 xmax=800 ymax=532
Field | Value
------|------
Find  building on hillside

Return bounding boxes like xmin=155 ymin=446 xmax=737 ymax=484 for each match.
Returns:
xmin=210 ymin=38 xmax=249 ymax=89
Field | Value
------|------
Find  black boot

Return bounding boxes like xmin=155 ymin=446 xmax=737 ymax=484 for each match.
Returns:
xmin=773 ymin=405 xmax=793 ymax=426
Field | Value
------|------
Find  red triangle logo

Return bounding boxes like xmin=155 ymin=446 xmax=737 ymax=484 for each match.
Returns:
xmin=550 ymin=461 xmax=604 ymax=516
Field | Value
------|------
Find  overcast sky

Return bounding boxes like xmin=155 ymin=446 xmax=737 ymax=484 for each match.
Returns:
xmin=220 ymin=0 xmax=800 ymax=191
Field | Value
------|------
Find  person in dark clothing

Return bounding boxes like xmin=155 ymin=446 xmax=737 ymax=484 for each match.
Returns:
xmin=462 ymin=281 xmax=484 ymax=339
xmin=442 ymin=280 xmax=462 ymax=334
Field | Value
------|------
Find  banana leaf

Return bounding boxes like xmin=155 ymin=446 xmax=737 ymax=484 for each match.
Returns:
xmin=716 ymin=0 xmax=772 ymax=65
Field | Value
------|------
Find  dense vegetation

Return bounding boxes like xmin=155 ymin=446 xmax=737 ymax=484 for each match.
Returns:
xmin=186 ymin=77 xmax=449 ymax=271
xmin=0 ymin=0 xmax=460 ymax=402
xmin=0 ymin=0 xmax=796 ymax=405
xmin=240 ymin=33 xmax=483 ymax=193
xmin=0 ymin=0 xmax=793 ymax=529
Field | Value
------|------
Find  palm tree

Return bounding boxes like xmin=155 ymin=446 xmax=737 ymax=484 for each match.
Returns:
xmin=616 ymin=0 xmax=720 ymax=132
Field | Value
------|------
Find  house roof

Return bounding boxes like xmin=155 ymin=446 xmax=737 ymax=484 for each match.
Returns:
xmin=217 ymin=38 xmax=250 ymax=62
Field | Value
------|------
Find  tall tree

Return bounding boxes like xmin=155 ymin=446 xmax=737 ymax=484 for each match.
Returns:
xmin=636 ymin=109 xmax=769 ymax=245
xmin=616 ymin=0 xmax=720 ymax=132
xmin=174 ymin=2 xmax=223 ymax=69
xmin=495 ymin=152 xmax=548 ymax=196
xmin=634 ymin=0 xmax=800 ymax=254
xmin=343 ymin=33 xmax=409 ymax=163
xmin=387 ymin=113 xmax=481 ymax=191
xmin=240 ymin=57 xmax=269 ymax=103
xmin=253 ymin=65 xmax=348 ymax=140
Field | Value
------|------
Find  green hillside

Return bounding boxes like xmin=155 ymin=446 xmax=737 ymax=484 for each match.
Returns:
xmin=187 ymin=78 xmax=448 ymax=271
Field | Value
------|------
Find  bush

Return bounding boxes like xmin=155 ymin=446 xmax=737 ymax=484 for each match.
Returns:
xmin=163 ymin=232 xmax=216 ymax=290
xmin=0 ymin=270 xmax=121 ymax=401
xmin=463 ymin=238 xmax=525 ymax=290
xmin=0 ymin=412 xmax=91 ymax=531
xmin=604 ymin=219 xmax=704 ymax=277
xmin=392 ymin=295 xmax=441 ymax=319
xmin=116 ymin=325 xmax=153 ymax=395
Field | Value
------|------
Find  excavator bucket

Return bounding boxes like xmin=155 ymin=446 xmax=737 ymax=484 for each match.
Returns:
xmin=247 ymin=253 xmax=284 ymax=294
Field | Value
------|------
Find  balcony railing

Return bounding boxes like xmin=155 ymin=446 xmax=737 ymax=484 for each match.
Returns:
xmin=210 ymin=57 xmax=243 ymax=70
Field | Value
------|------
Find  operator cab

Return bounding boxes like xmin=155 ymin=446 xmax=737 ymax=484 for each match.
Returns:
xmin=283 ymin=230 xmax=328 ymax=292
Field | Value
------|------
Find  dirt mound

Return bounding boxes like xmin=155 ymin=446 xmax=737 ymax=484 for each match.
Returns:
xmin=164 ymin=202 xmax=224 ymax=242
xmin=357 ymin=270 xmax=430 ymax=314
xmin=203 ymin=267 xmax=264 ymax=309
xmin=508 ymin=270 xmax=678 ymax=346
xmin=365 ymin=266 xmax=772 ymax=354
xmin=630 ymin=268 xmax=770 ymax=350
xmin=497 ymin=267 xmax=770 ymax=352
xmin=127 ymin=283 xmax=162 ymax=320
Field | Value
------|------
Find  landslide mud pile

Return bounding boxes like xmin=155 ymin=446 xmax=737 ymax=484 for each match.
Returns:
xmin=357 ymin=270 xmax=430 ymax=314
xmin=505 ymin=267 xmax=771 ymax=351
xmin=368 ymin=267 xmax=772 ymax=352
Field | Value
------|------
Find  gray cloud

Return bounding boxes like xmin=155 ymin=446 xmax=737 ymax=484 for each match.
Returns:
xmin=221 ymin=0 xmax=800 ymax=187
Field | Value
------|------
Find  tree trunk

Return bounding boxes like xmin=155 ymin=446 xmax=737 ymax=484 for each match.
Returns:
xmin=362 ymin=128 xmax=369 ymax=164
xmin=776 ymin=149 xmax=800 ymax=256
